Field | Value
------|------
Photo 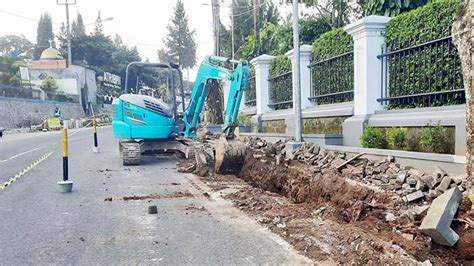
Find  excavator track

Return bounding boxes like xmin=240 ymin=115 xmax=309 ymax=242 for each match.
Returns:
xmin=214 ymin=138 xmax=246 ymax=174
xmin=119 ymin=140 xmax=142 ymax=165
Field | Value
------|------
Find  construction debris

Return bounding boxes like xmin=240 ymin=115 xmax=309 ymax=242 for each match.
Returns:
xmin=419 ymin=187 xmax=462 ymax=246
xmin=178 ymin=135 xmax=472 ymax=261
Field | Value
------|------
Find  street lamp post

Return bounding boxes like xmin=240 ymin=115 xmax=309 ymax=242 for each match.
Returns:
xmin=292 ymin=0 xmax=302 ymax=142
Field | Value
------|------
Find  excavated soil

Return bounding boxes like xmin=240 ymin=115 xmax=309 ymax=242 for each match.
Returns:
xmin=178 ymin=148 xmax=474 ymax=264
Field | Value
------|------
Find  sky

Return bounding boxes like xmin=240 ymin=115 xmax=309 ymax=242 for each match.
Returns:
xmin=0 ymin=0 xmax=223 ymax=80
xmin=0 ymin=0 xmax=300 ymax=81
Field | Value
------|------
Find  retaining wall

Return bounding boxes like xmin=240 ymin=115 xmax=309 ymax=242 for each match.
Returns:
xmin=0 ymin=96 xmax=85 ymax=129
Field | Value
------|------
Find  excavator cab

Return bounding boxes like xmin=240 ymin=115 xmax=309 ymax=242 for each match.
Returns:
xmin=112 ymin=63 xmax=185 ymax=140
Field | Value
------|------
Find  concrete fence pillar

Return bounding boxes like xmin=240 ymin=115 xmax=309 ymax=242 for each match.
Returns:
xmin=342 ymin=15 xmax=391 ymax=147
xmin=286 ymin=45 xmax=313 ymax=110
xmin=250 ymin=54 xmax=275 ymax=116
xmin=344 ymin=15 xmax=391 ymax=116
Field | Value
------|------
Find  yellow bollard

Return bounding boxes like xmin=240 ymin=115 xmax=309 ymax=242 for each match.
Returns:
xmin=57 ymin=127 xmax=73 ymax=192
xmin=62 ymin=128 xmax=68 ymax=181
xmin=92 ymin=117 xmax=100 ymax=153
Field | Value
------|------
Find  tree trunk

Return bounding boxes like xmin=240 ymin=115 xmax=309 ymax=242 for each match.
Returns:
xmin=206 ymin=80 xmax=224 ymax=124
xmin=452 ymin=0 xmax=473 ymax=204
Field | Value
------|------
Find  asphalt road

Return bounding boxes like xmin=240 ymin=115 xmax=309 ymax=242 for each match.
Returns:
xmin=0 ymin=126 xmax=310 ymax=264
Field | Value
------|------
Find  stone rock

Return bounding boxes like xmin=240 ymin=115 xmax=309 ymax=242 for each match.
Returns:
xmin=408 ymin=168 xmax=424 ymax=178
xmin=436 ymin=176 xmax=452 ymax=193
xmin=385 ymin=212 xmax=397 ymax=222
xmin=405 ymin=190 xmax=424 ymax=202
xmin=433 ymin=166 xmax=447 ymax=179
xmin=396 ymin=171 xmax=407 ymax=184
xmin=401 ymin=233 xmax=414 ymax=241
xmin=416 ymin=180 xmax=428 ymax=191
xmin=451 ymin=174 xmax=467 ymax=185
xmin=419 ymin=187 xmax=462 ymax=246
xmin=406 ymin=177 xmax=417 ymax=186
xmin=387 ymin=155 xmax=395 ymax=162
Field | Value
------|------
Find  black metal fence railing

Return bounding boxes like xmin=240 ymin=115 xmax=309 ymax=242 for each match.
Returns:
xmin=377 ymin=36 xmax=464 ymax=108
xmin=308 ymin=51 xmax=354 ymax=105
xmin=244 ymin=74 xmax=256 ymax=106
xmin=268 ymin=71 xmax=293 ymax=110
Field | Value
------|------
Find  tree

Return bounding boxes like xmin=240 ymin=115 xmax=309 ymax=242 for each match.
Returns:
xmin=452 ymin=0 xmax=473 ymax=205
xmin=71 ymin=13 xmax=86 ymax=38
xmin=298 ymin=0 xmax=362 ymax=28
xmin=240 ymin=15 xmax=331 ymax=59
xmin=94 ymin=11 xmax=103 ymax=36
xmin=231 ymin=0 xmax=280 ymax=58
xmin=34 ymin=13 xmax=55 ymax=59
xmin=0 ymin=35 xmax=34 ymax=59
xmin=40 ymin=76 xmax=58 ymax=91
xmin=157 ymin=0 xmax=197 ymax=70
xmin=57 ymin=23 xmax=68 ymax=57
xmin=362 ymin=0 xmax=428 ymax=17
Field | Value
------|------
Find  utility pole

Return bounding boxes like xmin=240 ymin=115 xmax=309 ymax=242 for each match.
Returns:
xmin=231 ymin=2 xmax=235 ymax=60
xmin=292 ymin=0 xmax=302 ymax=142
xmin=57 ymin=0 xmax=76 ymax=66
xmin=211 ymin=0 xmax=220 ymax=56
xmin=253 ymin=0 xmax=258 ymax=39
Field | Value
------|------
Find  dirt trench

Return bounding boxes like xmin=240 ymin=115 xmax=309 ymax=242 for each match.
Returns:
xmin=179 ymin=145 xmax=474 ymax=264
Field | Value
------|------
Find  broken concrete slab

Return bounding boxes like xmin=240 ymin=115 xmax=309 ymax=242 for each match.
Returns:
xmin=419 ymin=187 xmax=462 ymax=247
xmin=405 ymin=190 xmax=424 ymax=202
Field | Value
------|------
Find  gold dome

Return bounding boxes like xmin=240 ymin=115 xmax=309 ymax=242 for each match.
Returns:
xmin=40 ymin=47 xmax=62 ymax=60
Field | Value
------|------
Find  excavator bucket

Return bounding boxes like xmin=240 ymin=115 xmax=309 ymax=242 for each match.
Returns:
xmin=214 ymin=138 xmax=246 ymax=175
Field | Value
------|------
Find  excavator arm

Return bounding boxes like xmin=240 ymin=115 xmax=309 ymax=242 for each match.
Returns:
xmin=182 ymin=56 xmax=250 ymax=138
xmin=181 ymin=56 xmax=250 ymax=174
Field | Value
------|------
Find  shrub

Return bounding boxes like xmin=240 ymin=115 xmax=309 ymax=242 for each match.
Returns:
xmin=9 ymin=75 xmax=20 ymax=86
xmin=386 ymin=128 xmax=407 ymax=149
xmin=40 ymin=76 xmax=58 ymax=91
xmin=419 ymin=124 xmax=450 ymax=154
xmin=361 ymin=126 xmax=387 ymax=149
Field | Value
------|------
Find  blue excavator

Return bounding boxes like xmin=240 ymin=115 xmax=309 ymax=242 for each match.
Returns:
xmin=112 ymin=56 xmax=249 ymax=174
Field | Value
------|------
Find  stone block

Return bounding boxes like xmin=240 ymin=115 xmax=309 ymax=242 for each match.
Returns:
xmin=419 ymin=187 xmax=462 ymax=246
xmin=436 ymin=176 xmax=452 ymax=193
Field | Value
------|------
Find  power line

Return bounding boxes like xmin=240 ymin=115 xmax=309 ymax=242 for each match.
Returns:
xmin=0 ymin=9 xmax=41 ymax=23
xmin=0 ymin=8 xmax=61 ymax=24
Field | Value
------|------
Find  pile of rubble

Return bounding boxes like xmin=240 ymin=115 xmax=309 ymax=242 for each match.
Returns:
xmin=246 ymin=137 xmax=469 ymax=204
xmin=244 ymin=136 xmax=472 ymax=247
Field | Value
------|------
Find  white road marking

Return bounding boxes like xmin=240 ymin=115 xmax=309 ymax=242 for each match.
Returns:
xmin=0 ymin=146 xmax=44 ymax=164
xmin=0 ymin=134 xmax=89 ymax=165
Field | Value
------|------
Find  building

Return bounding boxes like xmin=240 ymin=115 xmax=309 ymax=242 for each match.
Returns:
xmin=23 ymin=47 xmax=98 ymax=114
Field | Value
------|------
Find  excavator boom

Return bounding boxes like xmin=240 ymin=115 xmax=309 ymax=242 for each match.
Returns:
xmin=181 ymin=56 xmax=250 ymax=174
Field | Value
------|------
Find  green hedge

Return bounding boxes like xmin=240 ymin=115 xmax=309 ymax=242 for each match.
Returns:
xmin=384 ymin=0 xmax=464 ymax=109
xmin=311 ymin=28 xmax=353 ymax=62
xmin=385 ymin=0 xmax=459 ymax=49
xmin=245 ymin=66 xmax=256 ymax=106
xmin=310 ymin=28 xmax=354 ymax=105
xmin=268 ymin=55 xmax=292 ymax=109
